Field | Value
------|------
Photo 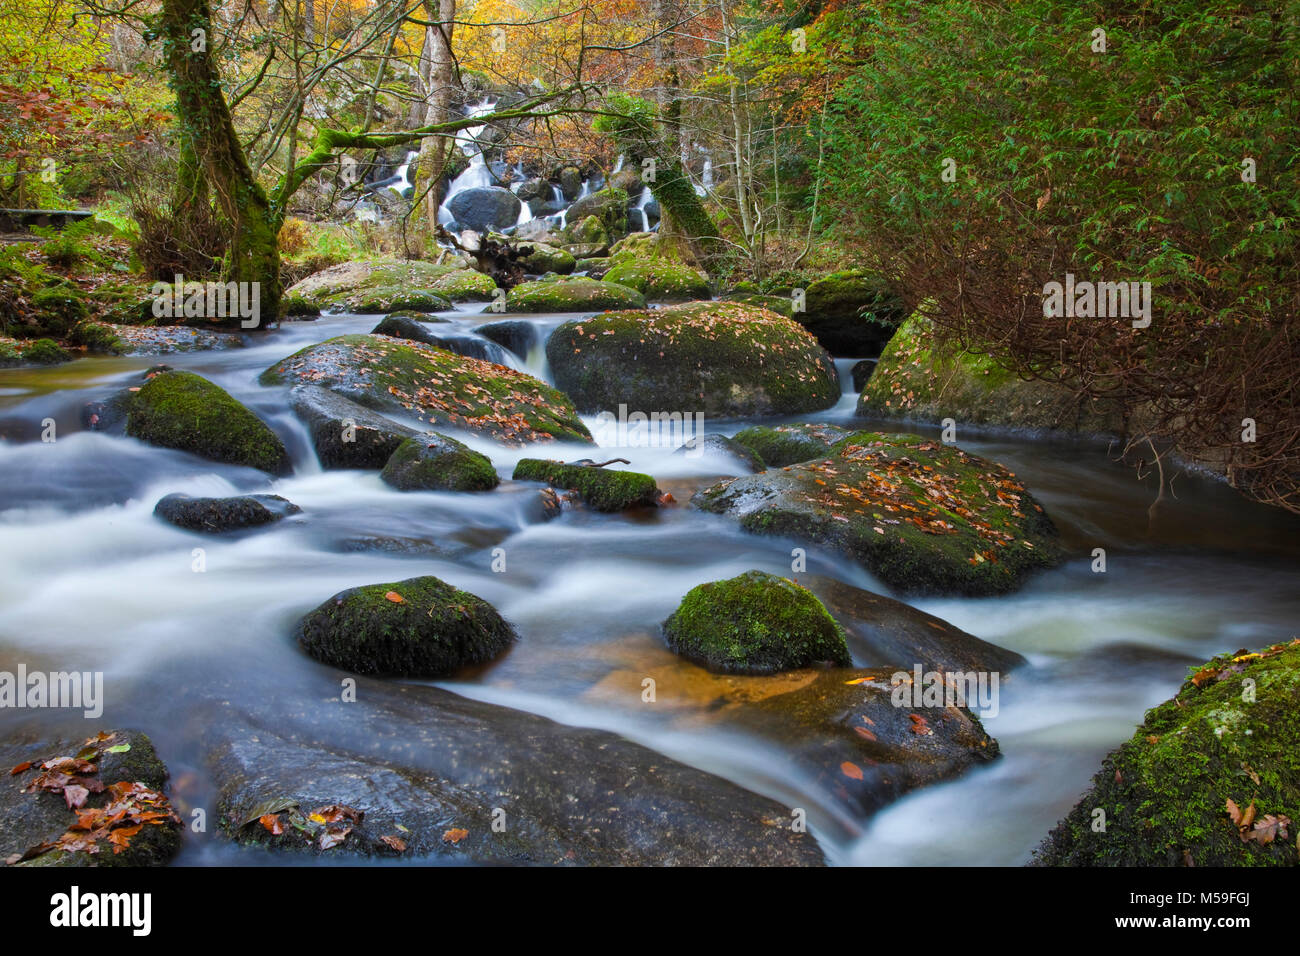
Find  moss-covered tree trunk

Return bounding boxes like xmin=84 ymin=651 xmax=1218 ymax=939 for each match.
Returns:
xmin=414 ymin=0 xmax=457 ymax=241
xmin=159 ymin=0 xmax=282 ymax=326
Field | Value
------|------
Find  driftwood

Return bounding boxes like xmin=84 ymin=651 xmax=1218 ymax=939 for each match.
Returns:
xmin=437 ymin=227 xmax=531 ymax=288
xmin=569 ymin=458 xmax=631 ymax=468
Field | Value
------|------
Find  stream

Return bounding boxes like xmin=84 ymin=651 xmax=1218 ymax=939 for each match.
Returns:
xmin=3 ymin=307 xmax=1299 ymax=866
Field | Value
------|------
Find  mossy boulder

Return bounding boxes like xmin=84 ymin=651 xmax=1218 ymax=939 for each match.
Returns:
xmin=285 ymin=260 xmax=493 ymax=311
xmin=609 ymin=232 xmax=670 ymax=262
xmin=546 ymin=301 xmax=839 ymax=418
xmin=564 ymin=187 xmax=629 ymax=240
xmin=505 ymin=276 xmax=646 ymax=313
xmin=732 ymin=423 xmax=853 ymax=468
xmin=859 ymin=309 xmax=1126 ymax=436
xmin=663 ymin=571 xmax=852 ymax=675
xmin=290 ymin=385 xmax=418 ymax=468
xmin=1035 ymin=640 xmax=1300 ymax=867
xmin=602 ymin=259 xmax=711 ymax=301
xmin=721 ymin=291 xmax=795 ymax=317
xmin=261 ymin=334 xmax=592 ymax=445
xmin=513 ymin=459 xmax=659 ymax=511
xmin=29 ymin=285 xmax=89 ymax=338
xmin=281 ymin=295 xmax=321 ymax=317
xmin=295 ymin=575 xmax=516 ymax=677
xmin=69 ymin=320 xmax=126 ymax=354
xmin=568 ymin=215 xmax=609 ymax=247
xmin=125 ymin=370 xmax=292 ymax=475
xmin=693 ymin=432 xmax=1063 ymax=596
xmin=16 ymin=338 xmax=71 ymax=365
xmin=154 ymin=492 xmax=301 ymax=532
xmin=574 ymin=256 xmax=612 ymax=278
xmin=517 ymin=243 xmax=576 ymax=276
xmin=799 ymin=270 xmax=905 ymax=355
xmin=381 ymin=435 xmax=499 ymax=491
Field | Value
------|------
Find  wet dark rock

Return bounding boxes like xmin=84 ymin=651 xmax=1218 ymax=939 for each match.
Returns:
xmin=448 ymin=186 xmax=522 ymax=232
xmin=673 ymin=434 xmax=765 ymax=472
xmin=290 ymin=385 xmax=419 ymax=469
xmin=154 ymin=493 xmax=302 ymax=533
xmin=0 ymin=729 xmax=181 ymax=867
xmin=732 ymin=423 xmax=851 ymax=468
xmin=851 ymin=359 xmax=877 ymax=392
xmin=474 ymin=319 xmax=538 ymax=359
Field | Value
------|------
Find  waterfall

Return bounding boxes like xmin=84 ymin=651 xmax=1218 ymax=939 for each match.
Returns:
xmin=632 ymin=186 xmax=652 ymax=232
xmin=438 ymin=99 xmax=500 ymax=224
xmin=388 ymin=150 xmax=418 ymax=196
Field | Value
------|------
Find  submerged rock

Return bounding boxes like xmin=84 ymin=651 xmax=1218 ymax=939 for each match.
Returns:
xmin=110 ymin=324 xmax=245 ymax=354
xmin=663 ymin=571 xmax=852 ymax=674
xmin=155 ymin=492 xmax=302 ymax=532
xmin=202 ymin=679 xmax=823 ymax=865
xmin=1034 ymin=640 xmax=1300 ymax=867
xmin=380 ymin=435 xmax=499 ymax=492
xmin=0 ymin=729 xmax=181 ymax=867
xmin=474 ymin=319 xmax=538 ymax=359
xmin=546 ymin=301 xmax=840 ymax=418
xmin=694 ymin=432 xmax=1063 ymax=596
xmin=673 ymin=434 xmax=766 ymax=472
xmin=296 ymin=575 xmax=516 ymax=677
xmin=505 ymin=276 xmax=646 ymax=313
xmin=261 ymin=334 xmax=592 ymax=445
xmin=513 ymin=458 xmax=659 ymax=511
xmin=602 ymin=259 xmax=711 ymax=301
xmin=290 ymin=384 xmax=418 ymax=469
xmin=369 ymin=314 xmax=501 ymax=362
xmin=124 ymin=369 xmax=292 ymax=475
xmin=732 ymin=423 xmax=852 ymax=467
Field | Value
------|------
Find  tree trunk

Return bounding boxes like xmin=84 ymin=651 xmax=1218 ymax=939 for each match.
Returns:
xmin=159 ymin=0 xmax=282 ymax=325
xmin=414 ymin=0 xmax=456 ymax=240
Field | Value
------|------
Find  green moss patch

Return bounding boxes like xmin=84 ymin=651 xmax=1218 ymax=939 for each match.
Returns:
xmin=296 ymin=575 xmax=516 ymax=677
xmin=546 ymin=300 xmax=839 ymax=418
xmin=513 ymin=458 xmax=659 ymax=511
xmin=504 ymin=276 xmax=646 ymax=313
xmin=380 ymin=436 xmax=499 ymax=492
xmin=1035 ymin=641 xmax=1300 ymax=867
xmin=732 ymin=423 xmax=853 ymax=468
xmin=285 ymin=259 xmax=493 ymax=310
xmin=602 ymin=259 xmax=711 ymax=301
xmin=261 ymin=334 xmax=592 ymax=445
xmin=125 ymin=370 xmax=291 ymax=474
xmin=662 ymin=570 xmax=851 ymax=675
xmin=693 ymin=432 xmax=1063 ymax=596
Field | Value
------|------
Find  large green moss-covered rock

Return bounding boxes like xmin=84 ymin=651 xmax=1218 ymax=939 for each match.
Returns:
xmin=663 ymin=570 xmax=851 ymax=675
xmin=602 ymin=259 xmax=710 ymax=301
xmin=505 ymin=276 xmax=646 ymax=313
xmin=694 ymin=432 xmax=1063 ymax=596
xmin=125 ymin=370 xmax=292 ymax=474
xmin=732 ymin=423 xmax=853 ymax=468
xmin=517 ymin=243 xmax=576 ymax=276
xmin=296 ymin=576 xmax=516 ymax=677
xmin=546 ymin=301 xmax=839 ymax=418
xmin=859 ymin=309 xmax=1126 ymax=435
xmin=513 ymin=459 xmax=659 ymax=511
xmin=1035 ymin=641 xmax=1300 ymax=867
xmin=564 ymin=187 xmax=629 ymax=240
xmin=261 ymin=334 xmax=592 ymax=445
xmin=799 ymin=270 xmax=904 ymax=355
xmin=285 ymin=259 xmax=493 ymax=310
xmin=381 ymin=435 xmax=499 ymax=492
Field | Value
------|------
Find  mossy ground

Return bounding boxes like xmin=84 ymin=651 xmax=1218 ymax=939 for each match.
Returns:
xmin=261 ymin=334 xmax=592 ymax=445
xmin=504 ymin=276 xmax=646 ymax=313
xmin=126 ymin=370 xmax=291 ymax=474
xmin=662 ymin=570 xmax=851 ymax=675
xmin=860 ymin=310 xmax=1125 ymax=435
xmin=296 ymin=575 xmax=516 ymax=677
xmin=546 ymin=300 xmax=839 ymax=418
xmin=694 ymin=432 xmax=1063 ymax=596
xmin=1035 ymin=641 xmax=1300 ymax=866
xmin=380 ymin=436 xmax=499 ymax=492
xmin=732 ymin=423 xmax=852 ymax=467
xmin=513 ymin=459 xmax=658 ymax=511
xmin=602 ymin=259 xmax=711 ymax=301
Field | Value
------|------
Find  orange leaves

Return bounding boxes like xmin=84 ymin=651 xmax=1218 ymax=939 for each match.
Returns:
xmin=840 ymin=761 xmax=864 ymax=781
xmin=380 ymin=835 xmax=408 ymax=853
xmin=854 ymin=726 xmax=878 ymax=742
xmin=259 ymin=814 xmax=285 ymax=836
xmin=384 ymin=591 xmax=406 ymax=604
xmin=1226 ymin=799 xmax=1291 ymax=846
xmin=909 ymin=714 xmax=933 ymax=736
xmin=442 ymin=827 xmax=469 ymax=844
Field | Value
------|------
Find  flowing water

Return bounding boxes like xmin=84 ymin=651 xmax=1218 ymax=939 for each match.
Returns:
xmin=2 ymin=308 xmax=1299 ymax=866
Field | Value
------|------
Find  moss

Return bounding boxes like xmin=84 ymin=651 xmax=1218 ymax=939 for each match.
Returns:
xmin=517 ymin=243 xmax=576 ymax=276
xmin=1035 ymin=641 xmax=1300 ymax=867
xmin=286 ymin=260 xmax=494 ymax=310
xmin=261 ymin=334 xmax=592 ymax=445
xmin=513 ymin=458 xmax=659 ymax=511
xmin=609 ymin=232 xmax=670 ymax=263
xmin=732 ymin=423 xmax=852 ymax=467
xmin=29 ymin=285 xmax=89 ymax=338
xmin=505 ymin=277 xmax=646 ymax=313
xmin=296 ymin=575 xmax=516 ymax=677
xmin=69 ymin=320 xmax=127 ymax=354
xmin=574 ymin=257 xmax=611 ymax=278
xmin=565 ymin=187 xmax=629 ymax=240
xmin=860 ymin=309 xmax=1125 ymax=435
xmin=380 ymin=436 xmax=499 ymax=492
xmin=721 ymin=292 xmax=795 ymax=317
xmin=126 ymin=370 xmax=292 ymax=474
xmin=694 ymin=432 xmax=1063 ymax=596
xmin=602 ymin=259 xmax=711 ymax=301
xmin=281 ymin=295 xmax=322 ymax=317
xmin=568 ymin=215 xmax=608 ymax=247
xmin=19 ymin=338 xmax=71 ymax=364
xmin=662 ymin=570 xmax=851 ymax=675
xmin=546 ymin=300 xmax=839 ymax=417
